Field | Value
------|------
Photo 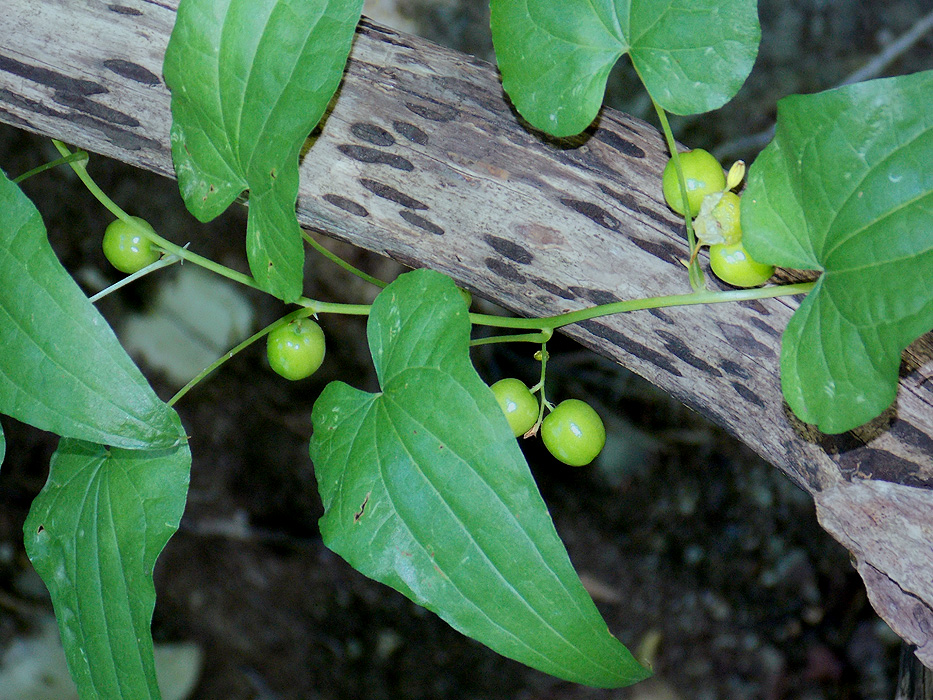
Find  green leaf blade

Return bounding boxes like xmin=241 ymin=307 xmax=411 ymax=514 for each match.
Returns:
xmin=311 ymin=270 xmax=649 ymax=687
xmin=0 ymin=171 xmax=182 ymax=449
xmin=164 ymin=0 xmax=364 ymax=301
xmin=490 ymin=0 xmax=759 ymax=136
xmin=24 ymin=424 xmax=191 ymax=700
xmin=743 ymin=71 xmax=933 ymax=433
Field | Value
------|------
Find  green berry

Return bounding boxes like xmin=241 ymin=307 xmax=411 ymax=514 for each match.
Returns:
xmin=267 ymin=318 xmax=326 ymax=380
xmin=541 ymin=399 xmax=606 ymax=467
xmin=662 ymin=149 xmax=726 ymax=217
xmin=490 ymin=378 xmax=538 ymax=437
xmin=102 ymin=216 xmax=160 ymax=273
xmin=708 ymin=241 xmax=775 ymax=288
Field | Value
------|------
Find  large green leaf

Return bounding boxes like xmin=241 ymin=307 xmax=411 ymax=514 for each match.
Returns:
xmin=490 ymin=0 xmax=759 ymax=137
xmin=163 ymin=0 xmax=364 ymax=302
xmin=24 ymin=423 xmax=191 ymax=700
xmin=310 ymin=270 xmax=649 ymax=687
xmin=0 ymin=171 xmax=181 ymax=449
xmin=743 ymin=71 xmax=933 ymax=433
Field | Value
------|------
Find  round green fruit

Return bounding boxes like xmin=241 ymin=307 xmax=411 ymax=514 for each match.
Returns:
xmin=102 ymin=216 xmax=160 ymax=273
xmin=541 ymin=399 xmax=606 ymax=467
xmin=490 ymin=378 xmax=538 ymax=437
xmin=709 ymin=241 xmax=775 ymax=288
xmin=267 ymin=318 xmax=326 ymax=380
xmin=662 ymin=149 xmax=727 ymax=217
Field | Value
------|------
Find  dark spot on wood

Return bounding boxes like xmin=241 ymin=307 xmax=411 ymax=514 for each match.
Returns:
xmin=889 ymin=420 xmax=933 ymax=456
xmin=107 ymin=4 xmax=143 ymax=15
xmin=350 ymin=122 xmax=395 ymax=147
xmin=337 ymin=144 xmax=413 ymax=171
xmin=579 ymin=288 xmax=621 ymax=306
xmin=737 ymin=299 xmax=771 ymax=315
xmin=359 ymin=178 xmax=427 ymax=209
xmin=323 ymin=194 xmax=368 ymax=217
xmin=719 ymin=358 xmax=751 ymax=379
xmin=559 ymin=198 xmax=620 ymax=232
xmin=749 ymin=317 xmax=781 ymax=338
xmin=434 ymin=76 xmax=507 ymax=116
xmin=594 ymin=130 xmax=646 ymax=159
xmin=400 ymin=210 xmax=444 ymax=235
xmin=578 ymin=320 xmax=683 ymax=377
xmin=730 ymin=381 xmax=765 ymax=407
xmin=836 ymin=448 xmax=932 ymax=489
xmin=817 ymin=430 xmax=867 ymax=456
xmin=102 ymin=59 xmax=160 ymax=86
xmin=718 ymin=322 xmax=776 ymax=359
xmin=655 ymin=329 xmax=722 ymax=376
xmin=0 ymin=87 xmax=160 ymax=153
xmin=405 ymin=101 xmax=459 ymax=122
xmin=627 ymin=236 xmax=683 ymax=267
xmin=484 ymin=257 xmax=526 ymax=284
xmin=530 ymin=276 xmax=576 ymax=300
xmin=648 ymin=308 xmax=675 ymax=324
xmin=483 ymin=235 xmax=533 ymax=265
xmin=598 ymin=183 xmax=678 ymax=229
xmin=0 ymin=54 xmax=105 ymax=97
xmin=393 ymin=120 xmax=429 ymax=145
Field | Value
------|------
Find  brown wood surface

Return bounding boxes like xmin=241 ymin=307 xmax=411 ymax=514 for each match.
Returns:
xmin=2 ymin=0 xmax=932 ymax=668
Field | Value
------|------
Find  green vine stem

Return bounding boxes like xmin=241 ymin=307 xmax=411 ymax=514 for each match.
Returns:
xmin=301 ymin=230 xmax=387 ymax=289
xmin=88 ymin=251 xmax=185 ymax=302
xmin=470 ymin=330 xmax=552 ymax=347
xmin=13 ymin=150 xmax=89 ymax=183
xmin=470 ymin=282 xmax=815 ymax=333
xmin=652 ymin=101 xmax=705 ymax=291
xmin=53 ymin=140 xmax=371 ymax=318
xmin=526 ymin=342 xmax=552 ymax=436
xmin=168 ymin=306 xmax=316 ymax=406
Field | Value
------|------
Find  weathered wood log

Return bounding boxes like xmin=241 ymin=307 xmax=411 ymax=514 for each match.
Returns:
xmin=2 ymin=0 xmax=932 ymax=668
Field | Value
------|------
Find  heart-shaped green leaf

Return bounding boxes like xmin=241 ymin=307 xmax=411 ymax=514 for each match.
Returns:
xmin=0 ymin=170 xmax=181 ymax=449
xmin=163 ymin=0 xmax=364 ymax=301
xmin=310 ymin=269 xmax=649 ymax=687
xmin=24 ymin=423 xmax=191 ymax=700
xmin=743 ymin=71 xmax=933 ymax=433
xmin=490 ymin=0 xmax=759 ymax=137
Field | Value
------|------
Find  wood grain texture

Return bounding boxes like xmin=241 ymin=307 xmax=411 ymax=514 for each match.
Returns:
xmin=2 ymin=0 xmax=932 ymax=667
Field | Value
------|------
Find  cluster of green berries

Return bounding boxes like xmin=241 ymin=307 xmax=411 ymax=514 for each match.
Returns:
xmin=661 ymin=149 xmax=774 ymax=287
xmin=489 ymin=378 xmax=605 ymax=467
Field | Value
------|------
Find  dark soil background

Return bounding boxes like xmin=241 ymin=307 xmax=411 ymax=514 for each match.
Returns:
xmin=1 ymin=1 xmax=931 ymax=698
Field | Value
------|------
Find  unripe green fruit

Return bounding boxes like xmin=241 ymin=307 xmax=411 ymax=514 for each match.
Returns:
xmin=267 ymin=318 xmax=326 ymax=380
xmin=662 ymin=149 xmax=726 ymax=217
xmin=490 ymin=378 xmax=538 ymax=437
xmin=541 ymin=399 xmax=605 ymax=467
xmin=709 ymin=241 xmax=775 ymax=288
xmin=102 ymin=216 xmax=160 ymax=273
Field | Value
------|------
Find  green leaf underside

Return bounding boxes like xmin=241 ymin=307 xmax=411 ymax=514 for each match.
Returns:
xmin=310 ymin=270 xmax=648 ymax=688
xmin=743 ymin=71 xmax=933 ymax=433
xmin=490 ymin=0 xmax=759 ymax=137
xmin=0 ymin=171 xmax=181 ymax=449
xmin=24 ymin=425 xmax=191 ymax=700
xmin=163 ymin=0 xmax=364 ymax=301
